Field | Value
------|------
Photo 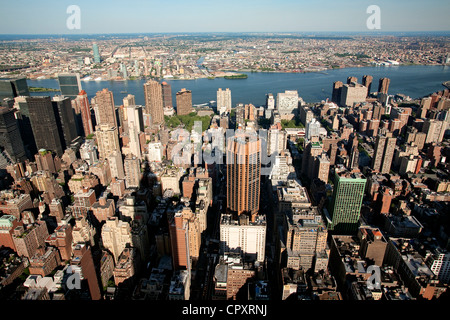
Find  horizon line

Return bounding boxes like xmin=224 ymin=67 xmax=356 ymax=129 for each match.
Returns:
xmin=1 ymin=30 xmax=450 ymax=36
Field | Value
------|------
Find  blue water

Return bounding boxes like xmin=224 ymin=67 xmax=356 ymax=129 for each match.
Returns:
xmin=28 ymin=65 xmax=450 ymax=107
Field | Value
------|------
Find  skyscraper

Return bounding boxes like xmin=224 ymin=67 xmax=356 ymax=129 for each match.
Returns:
xmin=332 ymin=81 xmax=343 ymax=105
xmin=276 ymin=90 xmax=299 ymax=116
xmin=57 ymin=73 xmax=82 ymax=100
xmin=378 ymin=77 xmax=390 ymax=95
xmin=94 ymin=88 xmax=117 ymax=128
xmin=123 ymin=154 xmax=141 ymax=189
xmin=176 ymin=88 xmax=193 ymax=116
xmin=161 ymin=81 xmax=173 ymax=109
xmin=168 ymin=210 xmax=190 ymax=271
xmin=143 ymin=80 xmax=164 ymax=125
xmin=0 ymin=78 xmax=29 ymax=100
xmin=284 ymin=207 xmax=328 ymax=270
xmin=226 ymin=130 xmax=261 ymax=221
xmin=217 ymin=88 xmax=232 ymax=115
xmin=92 ymin=43 xmax=101 ymax=64
xmin=362 ymin=75 xmax=373 ymax=96
xmin=52 ymin=96 xmax=78 ymax=149
xmin=326 ymin=170 xmax=366 ymax=235
xmin=75 ymin=90 xmax=94 ymax=137
xmin=14 ymin=96 xmax=37 ymax=158
xmin=107 ymin=150 xmax=125 ymax=180
xmin=372 ymin=132 xmax=397 ymax=174
xmin=101 ymin=217 xmax=132 ymax=263
xmin=340 ymin=83 xmax=368 ymax=107
xmin=25 ymin=96 xmax=64 ymax=156
xmin=126 ymin=109 xmax=142 ymax=159
xmin=0 ymin=107 xmax=26 ymax=163
xmin=95 ymin=124 xmax=120 ymax=159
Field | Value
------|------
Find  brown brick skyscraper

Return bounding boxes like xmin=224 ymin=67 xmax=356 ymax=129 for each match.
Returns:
xmin=143 ymin=80 xmax=164 ymax=125
xmin=95 ymin=88 xmax=117 ymax=128
xmin=176 ymin=88 xmax=192 ymax=116
xmin=378 ymin=77 xmax=390 ymax=95
xmin=226 ymin=131 xmax=261 ymax=221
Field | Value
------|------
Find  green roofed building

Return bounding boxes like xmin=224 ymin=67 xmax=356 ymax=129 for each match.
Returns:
xmin=324 ymin=169 xmax=366 ymax=235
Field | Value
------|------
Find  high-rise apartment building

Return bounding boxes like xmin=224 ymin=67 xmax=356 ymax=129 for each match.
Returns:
xmin=71 ymin=243 xmax=102 ymax=300
xmin=176 ymin=88 xmax=193 ymax=116
xmin=95 ymin=124 xmax=120 ymax=159
xmin=162 ymin=82 xmax=173 ymax=109
xmin=123 ymin=154 xmax=141 ymax=189
xmin=217 ymin=88 xmax=232 ymax=115
xmin=378 ymin=77 xmax=390 ymax=95
xmin=340 ymin=83 xmax=368 ymax=107
xmin=74 ymin=90 xmax=94 ymax=137
xmin=226 ymin=131 xmax=261 ymax=220
xmin=107 ymin=150 xmax=125 ymax=180
xmin=372 ymin=132 xmax=397 ymax=174
xmin=94 ymin=88 xmax=117 ymax=128
xmin=332 ymin=81 xmax=343 ymax=105
xmin=101 ymin=217 xmax=132 ymax=263
xmin=326 ymin=169 xmax=366 ymax=235
xmin=57 ymin=73 xmax=82 ymax=100
xmin=267 ymin=122 xmax=287 ymax=156
xmin=362 ymin=75 xmax=373 ymax=96
xmin=422 ymin=119 xmax=447 ymax=144
xmin=168 ymin=210 xmax=190 ymax=271
xmin=143 ymin=80 xmax=164 ymax=125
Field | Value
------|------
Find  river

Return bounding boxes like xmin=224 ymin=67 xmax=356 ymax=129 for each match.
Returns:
xmin=27 ymin=65 xmax=450 ymax=107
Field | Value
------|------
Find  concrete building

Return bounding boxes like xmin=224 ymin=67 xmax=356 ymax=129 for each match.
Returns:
xmin=213 ymin=253 xmax=256 ymax=300
xmin=107 ymin=150 xmax=125 ymax=180
xmin=101 ymin=217 xmax=132 ymax=263
xmin=95 ymin=124 xmax=120 ymax=159
xmin=123 ymin=155 xmax=141 ymax=189
xmin=340 ymin=83 xmax=368 ymax=107
xmin=113 ymin=247 xmax=140 ymax=287
xmin=94 ymin=88 xmax=117 ymax=128
xmin=372 ymin=132 xmax=397 ymax=174
xmin=12 ymin=221 xmax=49 ymax=259
xmin=143 ymin=80 xmax=164 ymax=125
xmin=217 ymin=88 xmax=232 ymax=115
xmin=284 ymin=207 xmax=328 ymax=271
xmin=176 ymin=88 xmax=193 ymax=116
xmin=220 ymin=213 xmax=266 ymax=262
xmin=276 ymin=90 xmax=299 ymax=117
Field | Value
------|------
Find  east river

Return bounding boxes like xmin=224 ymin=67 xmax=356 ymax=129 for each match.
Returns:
xmin=27 ymin=65 xmax=450 ymax=106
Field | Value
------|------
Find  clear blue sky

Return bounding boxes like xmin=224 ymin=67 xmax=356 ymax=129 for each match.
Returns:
xmin=1 ymin=0 xmax=449 ymax=34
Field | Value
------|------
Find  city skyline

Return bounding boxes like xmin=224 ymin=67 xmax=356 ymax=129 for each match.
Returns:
xmin=1 ymin=0 xmax=450 ymax=35
xmin=0 ymin=0 xmax=449 ymax=306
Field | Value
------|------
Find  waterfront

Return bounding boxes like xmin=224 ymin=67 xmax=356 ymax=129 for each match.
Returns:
xmin=28 ymin=65 xmax=450 ymax=106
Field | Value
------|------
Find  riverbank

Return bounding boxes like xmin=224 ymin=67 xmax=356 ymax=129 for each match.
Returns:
xmin=26 ymin=65 xmax=450 ymax=106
